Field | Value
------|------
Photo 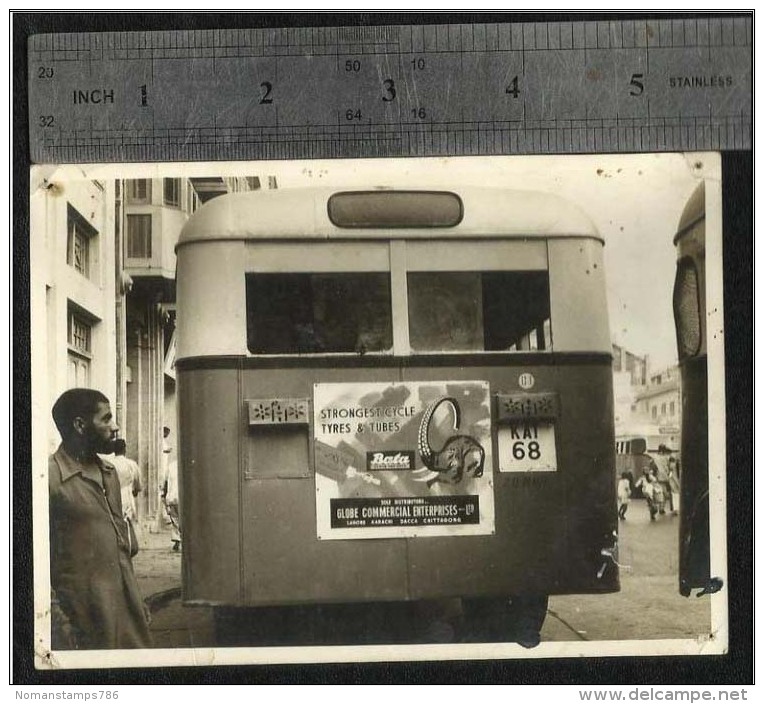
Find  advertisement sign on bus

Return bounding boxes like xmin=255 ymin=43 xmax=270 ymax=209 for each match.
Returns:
xmin=313 ymin=380 xmax=495 ymax=540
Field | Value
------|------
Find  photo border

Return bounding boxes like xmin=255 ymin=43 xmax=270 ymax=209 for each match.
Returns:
xmin=12 ymin=11 xmax=753 ymax=686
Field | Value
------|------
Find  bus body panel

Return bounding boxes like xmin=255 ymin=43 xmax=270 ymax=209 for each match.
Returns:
xmin=176 ymin=241 xmax=248 ymax=359
xmin=178 ymin=368 xmax=242 ymax=604
xmin=548 ymin=239 xmax=611 ymax=353
xmin=401 ymin=360 xmax=616 ymax=597
xmin=177 ymin=357 xmax=617 ymax=606
xmin=241 ymin=363 xmax=411 ymax=605
xmin=674 ymin=183 xmax=711 ymax=595
xmin=241 ymin=478 xmax=411 ymax=605
xmin=678 ymin=356 xmax=710 ymax=595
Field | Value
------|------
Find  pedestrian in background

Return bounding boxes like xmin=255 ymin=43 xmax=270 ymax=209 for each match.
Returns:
xmin=668 ymin=456 xmax=680 ymax=514
xmin=110 ymin=438 xmax=142 ymax=524
xmin=48 ymin=388 xmax=152 ymax=649
xmin=650 ymin=467 xmax=666 ymax=516
xmin=162 ymin=458 xmax=182 ymax=551
xmin=158 ymin=425 xmax=172 ymax=533
xmin=668 ymin=454 xmax=681 ymax=481
xmin=617 ymin=472 xmax=632 ymax=520
xmin=635 ymin=471 xmax=658 ymax=521
xmin=652 ymin=445 xmax=676 ymax=515
xmin=161 ymin=426 xmax=172 ymax=490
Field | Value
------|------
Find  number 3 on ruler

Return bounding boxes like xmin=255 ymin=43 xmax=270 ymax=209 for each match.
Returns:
xmin=382 ymin=79 xmax=396 ymax=102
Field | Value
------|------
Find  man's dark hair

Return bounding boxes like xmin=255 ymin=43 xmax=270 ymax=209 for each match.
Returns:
xmin=113 ymin=438 xmax=127 ymax=455
xmin=51 ymin=388 xmax=109 ymax=440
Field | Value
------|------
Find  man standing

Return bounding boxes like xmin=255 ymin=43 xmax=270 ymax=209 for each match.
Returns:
xmin=652 ymin=445 xmax=677 ymax=515
xmin=160 ymin=426 xmax=181 ymax=551
xmin=48 ymin=388 xmax=153 ymax=649
xmin=162 ymin=458 xmax=182 ymax=552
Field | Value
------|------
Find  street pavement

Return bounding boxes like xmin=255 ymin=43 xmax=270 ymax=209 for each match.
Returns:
xmin=133 ymin=498 xmax=712 ymax=649
xmin=131 ymin=524 xmax=215 ymax=649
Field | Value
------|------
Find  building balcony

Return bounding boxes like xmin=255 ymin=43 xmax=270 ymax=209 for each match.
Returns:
xmin=124 ymin=201 xmax=187 ymax=279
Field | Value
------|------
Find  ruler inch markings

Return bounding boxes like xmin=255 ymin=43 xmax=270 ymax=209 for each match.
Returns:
xmin=28 ymin=19 xmax=751 ymax=162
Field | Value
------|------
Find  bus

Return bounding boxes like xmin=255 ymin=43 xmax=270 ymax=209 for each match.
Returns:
xmin=174 ymin=187 xmax=618 ymax=646
xmin=673 ymin=183 xmax=718 ymax=597
xmin=615 ymin=435 xmax=651 ymax=498
xmin=615 ymin=433 xmax=679 ymax=500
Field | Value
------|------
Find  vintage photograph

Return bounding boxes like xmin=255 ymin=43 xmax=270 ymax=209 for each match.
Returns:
xmin=30 ymin=153 xmax=726 ymax=669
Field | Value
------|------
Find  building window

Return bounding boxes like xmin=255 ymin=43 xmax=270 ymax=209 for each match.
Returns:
xmin=127 ymin=179 xmax=152 ymax=204
xmin=670 ymin=401 xmax=676 ymax=416
xmin=186 ymin=182 xmax=201 ymax=214
xmin=69 ymin=315 xmax=91 ymax=353
xmin=67 ymin=355 xmax=91 ymax=388
xmin=67 ymin=205 xmax=97 ymax=279
xmin=164 ymin=178 xmax=181 ymax=207
xmin=661 ymin=402 xmax=667 ymax=415
xmin=67 ymin=307 xmax=93 ymax=388
xmin=126 ymin=214 xmax=152 ymax=258
xmin=652 ymin=405 xmax=657 ymax=419
xmin=69 ymin=222 xmax=90 ymax=277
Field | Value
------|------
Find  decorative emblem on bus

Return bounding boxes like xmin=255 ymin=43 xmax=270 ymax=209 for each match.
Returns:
xmin=496 ymin=393 xmax=559 ymax=421
xmin=415 ymin=397 xmax=485 ymax=487
xmin=518 ymin=372 xmax=535 ymax=390
xmin=247 ymin=398 xmax=310 ymax=425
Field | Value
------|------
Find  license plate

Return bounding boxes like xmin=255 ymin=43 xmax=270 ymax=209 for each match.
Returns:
xmin=498 ymin=420 xmax=558 ymax=472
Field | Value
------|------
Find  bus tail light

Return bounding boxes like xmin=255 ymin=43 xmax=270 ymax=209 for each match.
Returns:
xmin=673 ymin=257 xmax=702 ymax=359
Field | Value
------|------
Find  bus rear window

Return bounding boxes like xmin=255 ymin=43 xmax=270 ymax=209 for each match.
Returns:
xmin=246 ymin=273 xmax=393 ymax=354
xmin=407 ymin=271 xmax=552 ymax=352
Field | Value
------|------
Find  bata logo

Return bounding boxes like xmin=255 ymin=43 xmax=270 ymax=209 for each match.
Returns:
xmin=367 ymin=451 xmax=415 ymax=471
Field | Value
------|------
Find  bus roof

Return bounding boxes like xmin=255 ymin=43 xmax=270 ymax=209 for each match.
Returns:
xmin=177 ymin=187 xmax=601 ymax=246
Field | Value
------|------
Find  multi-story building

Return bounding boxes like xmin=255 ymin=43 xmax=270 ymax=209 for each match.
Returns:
xmin=611 ymin=343 xmax=648 ymax=431
xmin=31 ymin=176 xmax=119 ymax=458
xmin=634 ymin=366 xmax=682 ymax=450
xmin=611 ymin=343 xmax=682 ymax=451
xmin=612 ymin=343 xmax=648 ymax=387
xmin=32 ymin=172 xmax=271 ymax=528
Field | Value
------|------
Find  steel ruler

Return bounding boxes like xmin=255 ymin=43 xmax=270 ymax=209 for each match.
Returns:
xmin=28 ymin=18 xmax=752 ymax=163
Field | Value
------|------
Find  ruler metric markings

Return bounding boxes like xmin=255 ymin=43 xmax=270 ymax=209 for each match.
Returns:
xmin=28 ymin=18 xmax=751 ymax=163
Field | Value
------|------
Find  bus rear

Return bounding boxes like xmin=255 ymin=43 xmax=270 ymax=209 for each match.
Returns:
xmin=175 ymin=187 xmax=618 ymax=628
